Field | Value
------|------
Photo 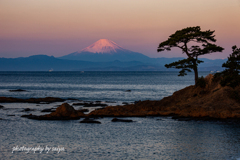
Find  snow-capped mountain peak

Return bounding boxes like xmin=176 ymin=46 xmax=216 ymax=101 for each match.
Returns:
xmin=80 ymin=39 xmax=125 ymax=54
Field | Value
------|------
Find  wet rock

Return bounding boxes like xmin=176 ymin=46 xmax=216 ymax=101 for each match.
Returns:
xmin=7 ymin=115 xmax=15 ymax=116
xmin=106 ymin=101 xmax=116 ymax=103
xmin=72 ymin=102 xmax=87 ymax=106
xmin=9 ymin=89 xmax=26 ymax=92
xmin=0 ymin=105 xmax=4 ymax=109
xmin=41 ymin=109 xmax=54 ymax=112
xmin=0 ymin=118 xmax=3 ymax=120
xmin=80 ymin=118 xmax=101 ymax=124
xmin=111 ymin=118 xmax=133 ymax=122
xmin=125 ymin=90 xmax=131 ymax=92
xmin=67 ymin=98 xmax=79 ymax=101
xmin=21 ymin=108 xmax=35 ymax=112
xmin=77 ymin=109 xmax=89 ymax=113
xmin=122 ymin=102 xmax=129 ymax=105
xmin=84 ymin=103 xmax=108 ymax=107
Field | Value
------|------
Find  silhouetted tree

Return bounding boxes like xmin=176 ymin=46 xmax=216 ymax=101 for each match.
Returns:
xmin=157 ymin=26 xmax=224 ymax=85
xmin=216 ymin=45 xmax=240 ymax=88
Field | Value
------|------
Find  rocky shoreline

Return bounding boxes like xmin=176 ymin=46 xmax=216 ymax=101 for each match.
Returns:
xmin=88 ymin=74 xmax=240 ymax=120
xmin=2 ymin=74 xmax=240 ymax=122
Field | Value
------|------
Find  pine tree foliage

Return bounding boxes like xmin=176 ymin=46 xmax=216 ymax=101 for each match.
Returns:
xmin=216 ymin=45 xmax=240 ymax=88
xmin=157 ymin=26 xmax=224 ymax=85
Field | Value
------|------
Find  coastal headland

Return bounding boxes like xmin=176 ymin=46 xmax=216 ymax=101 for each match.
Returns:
xmin=88 ymin=74 xmax=240 ymax=120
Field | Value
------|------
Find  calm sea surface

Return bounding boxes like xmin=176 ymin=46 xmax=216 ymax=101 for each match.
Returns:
xmin=0 ymin=71 xmax=240 ymax=160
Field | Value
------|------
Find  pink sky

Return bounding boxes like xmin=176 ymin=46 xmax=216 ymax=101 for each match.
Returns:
xmin=0 ymin=0 xmax=239 ymax=59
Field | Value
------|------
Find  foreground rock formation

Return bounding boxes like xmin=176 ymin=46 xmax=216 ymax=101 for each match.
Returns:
xmin=22 ymin=103 xmax=85 ymax=120
xmin=89 ymin=74 xmax=240 ymax=119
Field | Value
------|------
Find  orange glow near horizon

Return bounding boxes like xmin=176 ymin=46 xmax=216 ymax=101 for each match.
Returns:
xmin=0 ymin=0 xmax=239 ymax=59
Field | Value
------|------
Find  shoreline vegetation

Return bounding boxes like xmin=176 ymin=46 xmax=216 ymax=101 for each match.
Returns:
xmin=2 ymin=74 xmax=239 ymax=122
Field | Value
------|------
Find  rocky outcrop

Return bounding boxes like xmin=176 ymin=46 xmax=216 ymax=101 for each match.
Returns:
xmin=23 ymin=103 xmax=85 ymax=120
xmin=88 ymin=74 xmax=240 ymax=119
xmin=0 ymin=97 xmax=65 ymax=103
xmin=111 ymin=118 xmax=133 ymax=122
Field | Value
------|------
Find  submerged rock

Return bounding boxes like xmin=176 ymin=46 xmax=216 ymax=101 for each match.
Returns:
xmin=9 ymin=89 xmax=26 ymax=92
xmin=41 ymin=109 xmax=54 ymax=112
xmin=111 ymin=118 xmax=133 ymax=122
xmin=77 ymin=109 xmax=89 ymax=113
xmin=80 ymin=118 xmax=101 ymax=124
xmin=21 ymin=108 xmax=35 ymax=112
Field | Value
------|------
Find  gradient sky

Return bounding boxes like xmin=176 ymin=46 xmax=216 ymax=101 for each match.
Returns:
xmin=0 ymin=0 xmax=240 ymax=59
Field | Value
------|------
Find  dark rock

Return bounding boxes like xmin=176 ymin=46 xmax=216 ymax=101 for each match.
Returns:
xmin=172 ymin=116 xmax=192 ymax=121
xmin=72 ymin=102 xmax=87 ymax=106
xmin=0 ymin=105 xmax=4 ymax=109
xmin=0 ymin=118 xmax=3 ymax=120
xmin=80 ymin=118 xmax=101 ymax=124
xmin=122 ymin=102 xmax=129 ymax=105
xmin=125 ymin=90 xmax=131 ymax=92
xmin=84 ymin=103 xmax=108 ymax=107
xmin=106 ymin=101 xmax=116 ymax=103
xmin=41 ymin=109 xmax=54 ymax=112
xmin=9 ymin=89 xmax=26 ymax=92
xmin=67 ymin=98 xmax=79 ymax=101
xmin=7 ymin=115 xmax=15 ymax=116
xmin=134 ymin=100 xmax=141 ymax=104
xmin=111 ymin=118 xmax=133 ymax=122
xmin=21 ymin=108 xmax=35 ymax=112
xmin=77 ymin=109 xmax=89 ymax=113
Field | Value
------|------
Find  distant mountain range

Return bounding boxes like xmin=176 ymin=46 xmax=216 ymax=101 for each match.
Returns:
xmin=0 ymin=39 xmax=227 ymax=71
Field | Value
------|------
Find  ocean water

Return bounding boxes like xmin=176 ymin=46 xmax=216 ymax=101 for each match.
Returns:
xmin=1 ymin=71 xmax=240 ymax=160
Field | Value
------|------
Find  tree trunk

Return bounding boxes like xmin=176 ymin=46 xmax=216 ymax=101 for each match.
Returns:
xmin=193 ymin=66 xmax=198 ymax=86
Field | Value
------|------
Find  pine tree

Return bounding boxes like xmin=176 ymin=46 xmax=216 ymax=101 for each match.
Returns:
xmin=218 ymin=45 xmax=240 ymax=88
xmin=157 ymin=26 xmax=224 ymax=85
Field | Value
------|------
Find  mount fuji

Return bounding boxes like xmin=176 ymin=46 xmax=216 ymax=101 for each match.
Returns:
xmin=60 ymin=39 xmax=151 ymax=62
